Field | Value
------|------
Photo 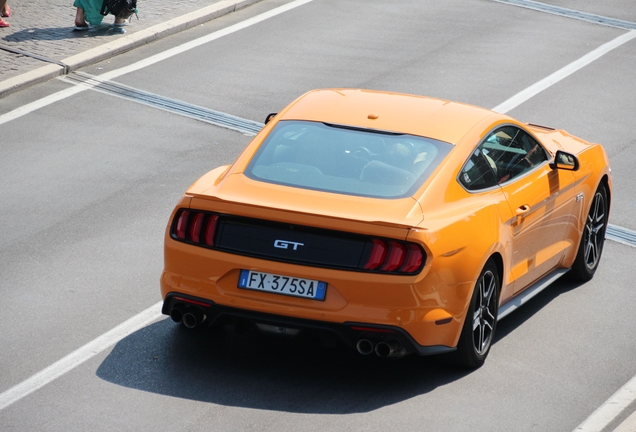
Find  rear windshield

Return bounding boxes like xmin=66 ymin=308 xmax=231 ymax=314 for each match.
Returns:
xmin=245 ymin=120 xmax=453 ymax=198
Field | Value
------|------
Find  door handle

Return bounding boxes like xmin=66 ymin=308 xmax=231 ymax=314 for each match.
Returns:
xmin=516 ymin=204 xmax=530 ymax=217
xmin=513 ymin=204 xmax=530 ymax=225
xmin=513 ymin=204 xmax=531 ymax=226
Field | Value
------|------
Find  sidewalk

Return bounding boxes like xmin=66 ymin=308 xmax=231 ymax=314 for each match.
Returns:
xmin=0 ymin=0 xmax=262 ymax=97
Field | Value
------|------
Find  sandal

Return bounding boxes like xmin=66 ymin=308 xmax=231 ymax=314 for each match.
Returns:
xmin=0 ymin=18 xmax=9 ymax=28
xmin=1 ymin=5 xmax=10 ymax=17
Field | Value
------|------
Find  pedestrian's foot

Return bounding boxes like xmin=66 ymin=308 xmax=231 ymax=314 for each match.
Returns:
xmin=1 ymin=5 xmax=11 ymax=17
xmin=0 ymin=18 xmax=9 ymax=28
xmin=73 ymin=21 xmax=89 ymax=31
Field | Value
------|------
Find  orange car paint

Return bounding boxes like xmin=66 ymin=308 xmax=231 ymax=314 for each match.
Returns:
xmin=161 ymin=89 xmax=611 ymax=350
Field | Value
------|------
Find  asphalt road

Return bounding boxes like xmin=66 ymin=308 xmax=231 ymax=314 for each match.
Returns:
xmin=1 ymin=0 xmax=636 ymax=431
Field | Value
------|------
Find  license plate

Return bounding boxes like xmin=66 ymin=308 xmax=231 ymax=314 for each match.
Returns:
xmin=238 ymin=270 xmax=327 ymax=301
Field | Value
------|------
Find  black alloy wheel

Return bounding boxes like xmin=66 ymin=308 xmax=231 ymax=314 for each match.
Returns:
xmin=570 ymin=183 xmax=609 ymax=281
xmin=453 ymin=259 xmax=500 ymax=368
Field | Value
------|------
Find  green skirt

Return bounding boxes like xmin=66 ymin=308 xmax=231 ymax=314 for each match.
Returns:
xmin=74 ymin=0 xmax=105 ymax=26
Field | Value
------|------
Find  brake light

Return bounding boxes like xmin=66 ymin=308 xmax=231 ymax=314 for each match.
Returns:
xmin=362 ymin=238 xmax=424 ymax=275
xmin=171 ymin=210 xmax=219 ymax=248
xmin=170 ymin=209 xmax=425 ymax=275
xmin=175 ymin=211 xmax=190 ymax=239
xmin=188 ymin=213 xmax=204 ymax=243
xmin=381 ymin=241 xmax=406 ymax=272
xmin=364 ymin=239 xmax=388 ymax=270
xmin=400 ymin=244 xmax=424 ymax=273
xmin=204 ymin=215 xmax=219 ymax=246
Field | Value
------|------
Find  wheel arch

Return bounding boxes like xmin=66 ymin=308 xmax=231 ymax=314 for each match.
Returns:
xmin=600 ymin=174 xmax=611 ymax=216
xmin=488 ymin=252 xmax=504 ymax=302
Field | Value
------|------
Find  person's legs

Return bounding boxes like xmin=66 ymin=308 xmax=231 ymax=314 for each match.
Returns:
xmin=0 ymin=0 xmax=9 ymax=26
xmin=73 ymin=0 xmax=104 ymax=27
xmin=75 ymin=7 xmax=87 ymax=27
xmin=1 ymin=0 xmax=11 ymax=17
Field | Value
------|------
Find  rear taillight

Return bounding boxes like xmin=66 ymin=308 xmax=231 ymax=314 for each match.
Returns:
xmin=171 ymin=209 xmax=219 ymax=248
xmin=362 ymin=238 xmax=424 ymax=275
xmin=170 ymin=209 xmax=425 ymax=274
xmin=364 ymin=239 xmax=388 ymax=270
xmin=188 ymin=213 xmax=204 ymax=243
xmin=203 ymin=215 xmax=219 ymax=246
xmin=175 ymin=210 xmax=190 ymax=239
xmin=400 ymin=244 xmax=424 ymax=273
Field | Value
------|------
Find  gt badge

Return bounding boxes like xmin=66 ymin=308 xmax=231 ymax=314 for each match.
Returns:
xmin=274 ymin=240 xmax=304 ymax=250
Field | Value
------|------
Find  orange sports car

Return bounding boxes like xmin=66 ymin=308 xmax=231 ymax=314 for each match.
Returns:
xmin=160 ymin=89 xmax=611 ymax=368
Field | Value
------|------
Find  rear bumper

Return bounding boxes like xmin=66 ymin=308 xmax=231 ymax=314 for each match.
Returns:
xmin=162 ymin=292 xmax=456 ymax=356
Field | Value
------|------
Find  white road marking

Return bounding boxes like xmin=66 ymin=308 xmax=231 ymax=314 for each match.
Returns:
xmin=574 ymin=375 xmax=636 ymax=432
xmin=0 ymin=0 xmax=318 ymax=409
xmin=0 ymin=302 xmax=163 ymax=411
xmin=492 ymin=30 xmax=636 ymax=114
xmin=0 ymin=85 xmax=87 ymax=126
xmin=0 ymin=0 xmax=316 ymax=126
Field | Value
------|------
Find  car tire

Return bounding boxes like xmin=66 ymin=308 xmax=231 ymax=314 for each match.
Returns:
xmin=452 ymin=259 xmax=500 ymax=369
xmin=569 ymin=183 xmax=609 ymax=282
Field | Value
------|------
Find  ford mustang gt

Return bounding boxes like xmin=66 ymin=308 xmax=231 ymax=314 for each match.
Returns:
xmin=160 ymin=89 xmax=611 ymax=368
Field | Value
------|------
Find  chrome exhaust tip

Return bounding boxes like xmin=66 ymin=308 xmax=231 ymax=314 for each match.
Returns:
xmin=182 ymin=309 xmax=205 ymax=329
xmin=375 ymin=340 xmax=407 ymax=358
xmin=170 ymin=307 xmax=184 ymax=323
xmin=356 ymin=339 xmax=374 ymax=355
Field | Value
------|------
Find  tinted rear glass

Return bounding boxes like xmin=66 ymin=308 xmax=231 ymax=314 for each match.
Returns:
xmin=245 ymin=121 xmax=453 ymax=198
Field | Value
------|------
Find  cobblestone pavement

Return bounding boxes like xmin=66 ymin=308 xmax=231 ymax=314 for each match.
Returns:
xmin=0 ymin=0 xmax=259 ymax=93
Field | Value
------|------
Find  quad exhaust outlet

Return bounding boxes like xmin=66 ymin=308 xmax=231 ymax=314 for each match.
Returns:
xmin=170 ymin=306 xmax=206 ymax=329
xmin=356 ymin=339 xmax=374 ymax=355
xmin=356 ymin=338 xmax=406 ymax=358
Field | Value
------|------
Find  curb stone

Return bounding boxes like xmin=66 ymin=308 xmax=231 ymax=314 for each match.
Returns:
xmin=0 ymin=0 xmax=262 ymax=98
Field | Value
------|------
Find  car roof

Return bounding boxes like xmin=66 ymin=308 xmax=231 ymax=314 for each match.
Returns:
xmin=279 ymin=89 xmax=503 ymax=145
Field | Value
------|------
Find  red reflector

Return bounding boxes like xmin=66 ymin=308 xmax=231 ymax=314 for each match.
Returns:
xmin=400 ymin=244 xmax=424 ymax=273
xmin=189 ymin=213 xmax=204 ymax=243
xmin=173 ymin=296 xmax=211 ymax=308
xmin=364 ymin=239 xmax=388 ymax=270
xmin=381 ymin=241 xmax=406 ymax=272
xmin=204 ymin=215 xmax=219 ymax=246
xmin=175 ymin=211 xmax=190 ymax=239
xmin=350 ymin=326 xmax=396 ymax=334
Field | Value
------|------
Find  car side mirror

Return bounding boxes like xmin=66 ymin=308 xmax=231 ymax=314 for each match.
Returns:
xmin=264 ymin=112 xmax=278 ymax=125
xmin=550 ymin=150 xmax=579 ymax=171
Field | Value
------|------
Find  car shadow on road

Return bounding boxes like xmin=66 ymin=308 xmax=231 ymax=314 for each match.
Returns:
xmin=96 ymin=278 xmax=583 ymax=413
xmin=494 ymin=277 xmax=583 ymax=342
xmin=96 ymin=318 xmax=470 ymax=414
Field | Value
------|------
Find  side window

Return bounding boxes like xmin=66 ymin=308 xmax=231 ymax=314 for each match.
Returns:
xmin=519 ymin=130 xmax=549 ymax=167
xmin=479 ymin=126 xmax=548 ymax=184
xmin=459 ymin=147 xmax=498 ymax=191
